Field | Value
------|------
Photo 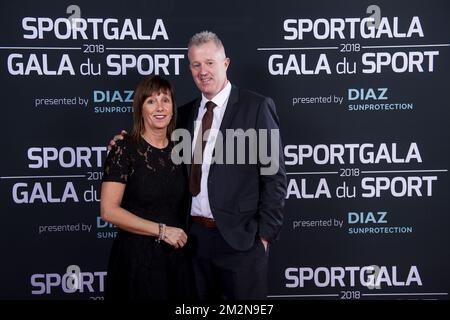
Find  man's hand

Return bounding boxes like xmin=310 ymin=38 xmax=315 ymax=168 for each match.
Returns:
xmin=260 ymin=237 xmax=269 ymax=252
xmin=107 ymin=130 xmax=127 ymax=151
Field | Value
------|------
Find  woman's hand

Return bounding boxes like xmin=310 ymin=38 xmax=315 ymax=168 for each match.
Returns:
xmin=163 ymin=226 xmax=188 ymax=249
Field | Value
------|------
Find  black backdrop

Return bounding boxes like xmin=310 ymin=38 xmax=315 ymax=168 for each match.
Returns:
xmin=1 ymin=0 xmax=449 ymax=300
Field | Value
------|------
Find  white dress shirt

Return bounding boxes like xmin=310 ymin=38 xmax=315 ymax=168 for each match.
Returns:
xmin=191 ymin=81 xmax=232 ymax=219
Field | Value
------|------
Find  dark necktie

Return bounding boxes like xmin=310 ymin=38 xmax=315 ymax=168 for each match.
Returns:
xmin=189 ymin=101 xmax=216 ymax=196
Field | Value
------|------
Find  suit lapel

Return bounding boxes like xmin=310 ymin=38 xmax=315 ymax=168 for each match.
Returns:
xmin=187 ymin=98 xmax=201 ymax=136
xmin=186 ymin=98 xmax=201 ymax=177
xmin=218 ymin=86 xmax=240 ymax=133
xmin=210 ymin=86 xmax=240 ymax=171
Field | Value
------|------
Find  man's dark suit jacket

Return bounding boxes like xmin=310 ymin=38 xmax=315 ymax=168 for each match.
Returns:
xmin=177 ymin=85 xmax=287 ymax=251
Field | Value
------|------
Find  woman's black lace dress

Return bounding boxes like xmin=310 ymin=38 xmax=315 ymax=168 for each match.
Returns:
xmin=102 ymin=136 xmax=195 ymax=300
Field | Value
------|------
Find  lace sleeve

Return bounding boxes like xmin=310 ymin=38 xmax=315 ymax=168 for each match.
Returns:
xmin=102 ymin=139 xmax=132 ymax=184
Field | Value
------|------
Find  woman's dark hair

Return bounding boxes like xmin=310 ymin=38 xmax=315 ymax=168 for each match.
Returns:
xmin=130 ymin=75 xmax=177 ymax=143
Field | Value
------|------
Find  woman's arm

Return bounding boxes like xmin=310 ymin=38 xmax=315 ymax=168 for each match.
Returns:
xmin=100 ymin=181 xmax=187 ymax=248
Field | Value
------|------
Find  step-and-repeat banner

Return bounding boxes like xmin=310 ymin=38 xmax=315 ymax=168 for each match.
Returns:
xmin=1 ymin=0 xmax=449 ymax=300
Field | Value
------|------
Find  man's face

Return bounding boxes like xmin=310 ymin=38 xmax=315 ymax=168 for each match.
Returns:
xmin=188 ymin=41 xmax=230 ymax=100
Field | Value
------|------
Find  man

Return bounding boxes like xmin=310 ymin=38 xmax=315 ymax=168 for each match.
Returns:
xmin=111 ymin=31 xmax=286 ymax=300
xmin=178 ymin=31 xmax=286 ymax=300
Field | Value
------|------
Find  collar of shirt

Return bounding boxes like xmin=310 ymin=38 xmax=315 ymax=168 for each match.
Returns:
xmin=199 ymin=81 xmax=232 ymax=114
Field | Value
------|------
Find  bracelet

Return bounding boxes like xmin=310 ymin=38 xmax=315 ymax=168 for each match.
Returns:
xmin=156 ymin=223 xmax=166 ymax=243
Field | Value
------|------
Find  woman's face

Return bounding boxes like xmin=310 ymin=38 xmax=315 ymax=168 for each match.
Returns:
xmin=141 ymin=90 xmax=173 ymax=133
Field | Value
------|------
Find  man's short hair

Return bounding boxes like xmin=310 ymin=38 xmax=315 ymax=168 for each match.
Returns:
xmin=188 ymin=31 xmax=226 ymax=55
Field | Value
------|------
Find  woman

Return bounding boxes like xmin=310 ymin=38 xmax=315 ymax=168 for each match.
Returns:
xmin=100 ymin=75 xmax=195 ymax=300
